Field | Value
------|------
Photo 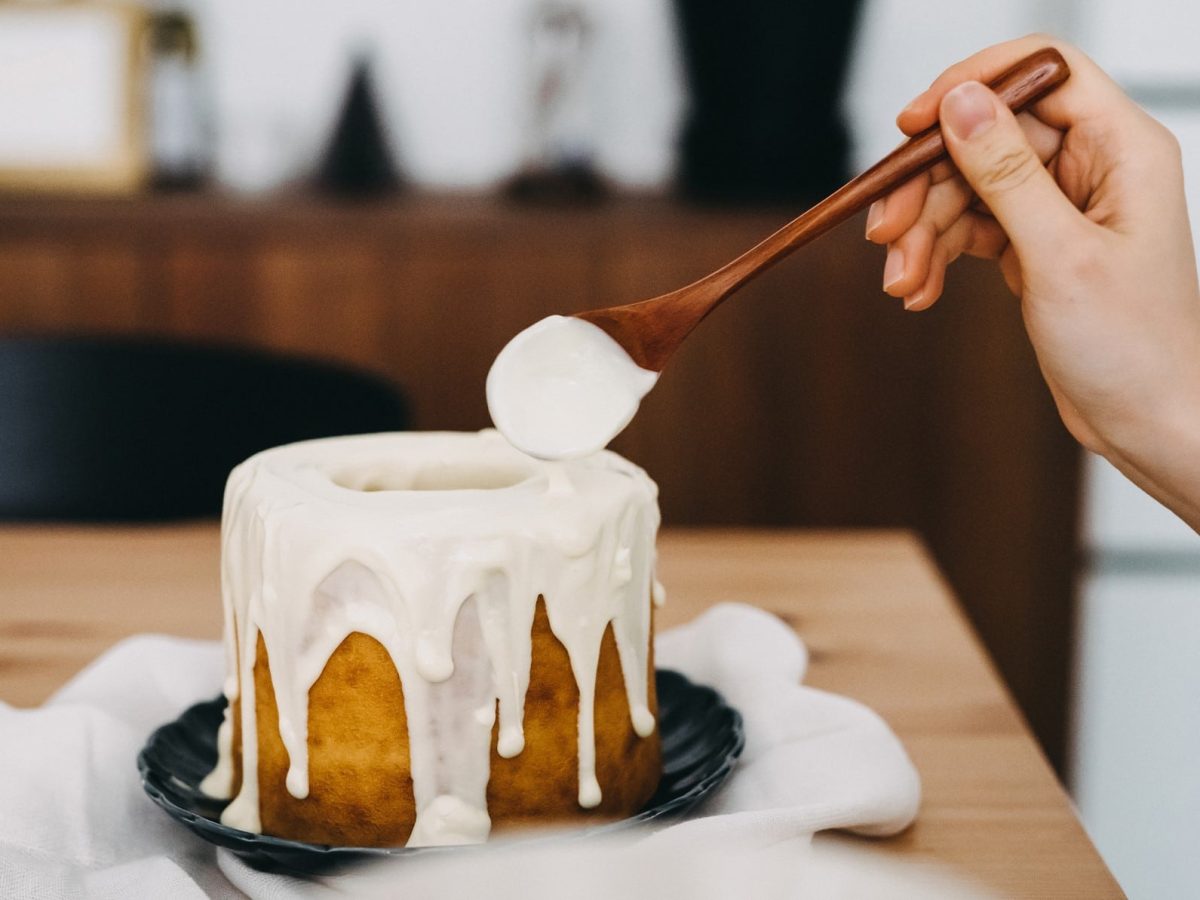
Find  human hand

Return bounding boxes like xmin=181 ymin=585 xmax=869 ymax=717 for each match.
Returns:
xmin=866 ymin=35 xmax=1200 ymax=529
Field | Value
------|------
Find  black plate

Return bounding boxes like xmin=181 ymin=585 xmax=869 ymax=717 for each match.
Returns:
xmin=137 ymin=669 xmax=744 ymax=871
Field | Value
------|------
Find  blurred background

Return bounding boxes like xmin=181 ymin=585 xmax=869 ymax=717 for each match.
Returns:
xmin=0 ymin=1 xmax=1195 ymax=896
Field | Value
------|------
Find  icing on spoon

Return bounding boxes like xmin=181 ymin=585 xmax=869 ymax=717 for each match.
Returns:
xmin=486 ymin=315 xmax=658 ymax=460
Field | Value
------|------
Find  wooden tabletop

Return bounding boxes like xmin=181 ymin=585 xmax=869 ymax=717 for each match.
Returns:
xmin=0 ymin=525 xmax=1121 ymax=898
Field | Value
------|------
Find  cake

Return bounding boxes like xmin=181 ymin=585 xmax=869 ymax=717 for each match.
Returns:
xmin=199 ymin=430 xmax=663 ymax=847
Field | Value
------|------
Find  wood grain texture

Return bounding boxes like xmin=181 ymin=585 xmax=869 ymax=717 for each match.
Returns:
xmin=0 ymin=194 xmax=1082 ymax=771
xmin=0 ymin=526 xmax=1119 ymax=897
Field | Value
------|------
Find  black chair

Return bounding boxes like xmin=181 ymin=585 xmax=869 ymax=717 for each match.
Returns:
xmin=0 ymin=336 xmax=410 ymax=521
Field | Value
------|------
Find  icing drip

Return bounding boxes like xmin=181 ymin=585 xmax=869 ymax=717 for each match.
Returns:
xmin=198 ymin=705 xmax=234 ymax=799
xmin=652 ymin=579 xmax=667 ymax=609
xmin=205 ymin=430 xmax=661 ymax=847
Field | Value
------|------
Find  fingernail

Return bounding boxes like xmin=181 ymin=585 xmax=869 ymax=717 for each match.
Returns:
xmin=883 ymin=247 xmax=905 ymax=291
xmin=865 ymin=200 xmax=885 ymax=238
xmin=942 ymin=82 xmax=996 ymax=142
xmin=904 ymin=292 xmax=922 ymax=311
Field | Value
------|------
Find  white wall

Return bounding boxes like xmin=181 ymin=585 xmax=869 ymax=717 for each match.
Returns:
xmin=843 ymin=0 xmax=1075 ymax=170
xmin=1073 ymin=567 xmax=1200 ymax=899
xmin=195 ymin=0 xmax=684 ymax=192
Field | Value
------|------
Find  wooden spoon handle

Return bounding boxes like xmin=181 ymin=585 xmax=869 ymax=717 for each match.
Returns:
xmin=703 ymin=47 xmax=1070 ymax=300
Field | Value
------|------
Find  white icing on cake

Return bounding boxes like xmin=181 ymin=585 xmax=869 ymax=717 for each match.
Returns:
xmin=200 ymin=430 xmax=660 ymax=847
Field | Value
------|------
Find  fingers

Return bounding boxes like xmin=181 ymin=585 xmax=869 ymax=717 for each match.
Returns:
xmin=998 ymin=246 xmax=1024 ymax=297
xmin=868 ymin=36 xmax=1129 ymax=312
xmin=1013 ymin=111 xmax=1066 ymax=168
xmin=896 ymin=34 xmax=1135 ymax=137
xmin=865 ymin=173 xmax=928 ymax=242
xmin=926 ymin=110 xmax=1063 ymax=185
xmin=900 ymin=213 xmax=1009 ymax=310
xmin=879 ymin=177 xmax=977 ymax=296
xmin=867 ymin=111 xmax=1064 ymax=246
xmin=938 ymin=81 xmax=1083 ymax=258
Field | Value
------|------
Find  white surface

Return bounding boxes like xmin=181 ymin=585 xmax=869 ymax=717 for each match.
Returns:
xmin=225 ymin=836 xmax=989 ymax=900
xmin=843 ymin=0 xmax=1074 ymax=172
xmin=202 ymin=0 xmax=683 ymax=192
xmin=202 ymin=0 xmax=361 ymax=192
xmin=487 ymin=316 xmax=659 ymax=459
xmin=1076 ymin=0 xmax=1200 ymax=82
xmin=581 ymin=0 xmax=685 ymax=189
xmin=0 ymin=8 xmax=129 ymax=168
xmin=0 ymin=604 xmax=922 ymax=898
xmin=1081 ymin=453 xmax=1200 ymax=553
xmin=363 ymin=0 xmax=530 ymax=190
xmin=1153 ymin=109 xmax=1200 ymax=262
xmin=1071 ymin=571 xmax=1200 ymax=900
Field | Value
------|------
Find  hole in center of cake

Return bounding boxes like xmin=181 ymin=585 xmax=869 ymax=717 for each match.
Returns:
xmin=330 ymin=462 xmax=535 ymax=492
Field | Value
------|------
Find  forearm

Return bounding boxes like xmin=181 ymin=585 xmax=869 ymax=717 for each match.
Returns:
xmin=1102 ymin=382 xmax=1200 ymax=534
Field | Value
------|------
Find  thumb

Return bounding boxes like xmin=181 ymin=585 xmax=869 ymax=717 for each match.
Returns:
xmin=939 ymin=81 xmax=1080 ymax=256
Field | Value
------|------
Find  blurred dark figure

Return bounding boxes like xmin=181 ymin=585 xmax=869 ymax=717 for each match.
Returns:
xmin=316 ymin=59 xmax=401 ymax=196
xmin=0 ymin=337 xmax=409 ymax=521
xmin=675 ymin=0 xmax=863 ymax=205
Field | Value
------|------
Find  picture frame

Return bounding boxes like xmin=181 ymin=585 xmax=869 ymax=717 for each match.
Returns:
xmin=0 ymin=2 xmax=149 ymax=194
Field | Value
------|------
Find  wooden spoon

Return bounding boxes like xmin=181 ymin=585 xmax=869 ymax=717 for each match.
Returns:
xmin=576 ymin=47 xmax=1070 ymax=372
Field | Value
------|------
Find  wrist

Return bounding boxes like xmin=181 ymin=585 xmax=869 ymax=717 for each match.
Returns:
xmin=1104 ymin=358 xmax=1200 ymax=532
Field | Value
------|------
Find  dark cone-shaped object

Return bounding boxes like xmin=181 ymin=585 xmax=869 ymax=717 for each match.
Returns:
xmin=316 ymin=61 xmax=401 ymax=197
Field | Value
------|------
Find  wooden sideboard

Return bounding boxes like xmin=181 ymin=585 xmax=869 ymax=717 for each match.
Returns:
xmin=0 ymin=193 xmax=1082 ymax=769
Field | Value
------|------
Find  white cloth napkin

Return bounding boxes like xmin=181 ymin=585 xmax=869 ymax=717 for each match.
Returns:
xmin=0 ymin=603 xmax=925 ymax=899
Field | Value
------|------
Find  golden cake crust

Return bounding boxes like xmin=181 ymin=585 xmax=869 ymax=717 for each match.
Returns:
xmin=234 ymin=600 xmax=660 ymax=846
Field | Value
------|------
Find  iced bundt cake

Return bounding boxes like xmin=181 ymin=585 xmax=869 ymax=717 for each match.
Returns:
xmin=200 ymin=430 xmax=662 ymax=847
